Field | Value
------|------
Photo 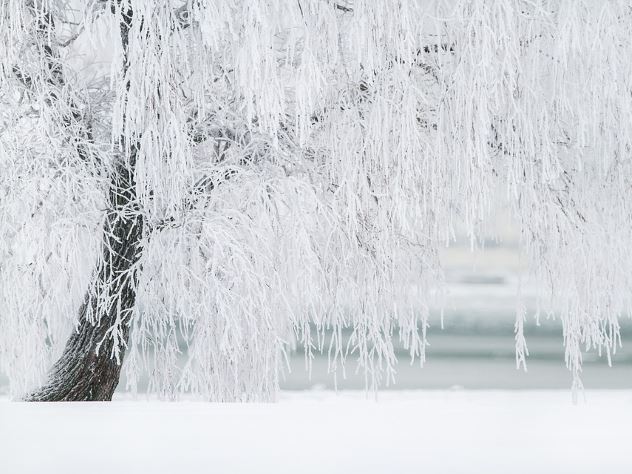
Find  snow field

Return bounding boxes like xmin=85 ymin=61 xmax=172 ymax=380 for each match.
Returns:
xmin=1 ymin=390 xmax=631 ymax=474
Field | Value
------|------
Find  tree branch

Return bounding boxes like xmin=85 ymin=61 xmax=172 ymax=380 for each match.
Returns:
xmin=17 ymin=3 xmax=98 ymax=169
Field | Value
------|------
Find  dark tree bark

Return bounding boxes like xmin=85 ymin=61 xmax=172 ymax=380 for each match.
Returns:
xmin=26 ymin=160 xmax=143 ymax=401
xmin=27 ymin=2 xmax=141 ymax=402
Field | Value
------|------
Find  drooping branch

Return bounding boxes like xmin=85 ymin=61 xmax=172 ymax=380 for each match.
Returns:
xmin=13 ymin=3 xmax=98 ymax=171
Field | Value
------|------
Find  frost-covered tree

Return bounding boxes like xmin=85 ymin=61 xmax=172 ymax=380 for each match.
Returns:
xmin=1 ymin=0 xmax=631 ymax=401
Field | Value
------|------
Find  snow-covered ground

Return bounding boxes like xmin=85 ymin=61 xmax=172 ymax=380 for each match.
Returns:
xmin=2 ymin=390 xmax=631 ymax=474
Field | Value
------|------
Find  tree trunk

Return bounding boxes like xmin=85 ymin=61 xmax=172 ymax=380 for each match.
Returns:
xmin=26 ymin=159 xmax=143 ymax=401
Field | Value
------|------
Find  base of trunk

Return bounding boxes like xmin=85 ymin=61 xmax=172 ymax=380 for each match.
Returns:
xmin=25 ymin=302 xmax=129 ymax=401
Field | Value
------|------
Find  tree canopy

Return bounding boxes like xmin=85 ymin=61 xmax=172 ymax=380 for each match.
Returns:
xmin=1 ymin=0 xmax=631 ymax=400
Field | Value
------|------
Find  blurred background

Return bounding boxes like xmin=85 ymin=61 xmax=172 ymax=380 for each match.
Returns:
xmin=280 ymin=204 xmax=632 ymax=391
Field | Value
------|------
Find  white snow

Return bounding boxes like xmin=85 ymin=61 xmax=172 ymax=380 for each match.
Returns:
xmin=1 ymin=390 xmax=631 ymax=474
